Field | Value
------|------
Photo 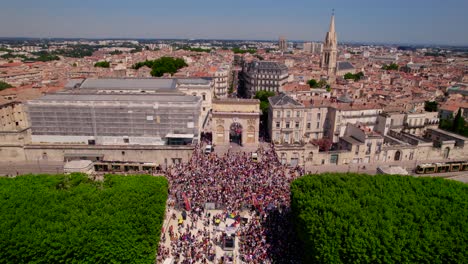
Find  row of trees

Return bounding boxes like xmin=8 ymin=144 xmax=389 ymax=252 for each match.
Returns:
xmin=28 ymin=51 xmax=60 ymax=62
xmin=54 ymin=45 xmax=98 ymax=58
xmin=132 ymin=57 xmax=188 ymax=77
xmin=181 ymin=47 xmax=212 ymax=53
xmin=0 ymin=45 xmax=99 ymax=62
xmin=382 ymin=63 xmax=399 ymax=71
xmin=231 ymin=47 xmax=257 ymax=54
xmin=0 ymin=174 xmax=168 ymax=264
xmin=0 ymin=81 xmax=13 ymax=91
xmin=291 ymin=174 xmax=468 ymax=263
xmin=94 ymin=61 xmax=110 ymax=68
xmin=439 ymin=108 xmax=468 ymax=136
xmin=344 ymin=72 xmax=364 ymax=81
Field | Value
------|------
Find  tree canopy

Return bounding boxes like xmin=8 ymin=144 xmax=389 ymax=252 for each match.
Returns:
xmin=132 ymin=57 xmax=187 ymax=77
xmin=254 ymin=90 xmax=275 ymax=115
xmin=26 ymin=51 xmax=60 ymax=62
xmin=307 ymin=79 xmax=327 ymax=88
xmin=181 ymin=47 xmax=212 ymax=53
xmin=110 ymin=50 xmax=123 ymax=55
xmin=94 ymin=61 xmax=110 ymax=68
xmin=55 ymin=45 xmax=98 ymax=58
xmin=344 ymin=72 xmax=364 ymax=81
xmin=424 ymin=101 xmax=438 ymax=112
xmin=0 ymin=81 xmax=13 ymax=91
xmin=439 ymin=108 xmax=468 ymax=137
xmin=291 ymin=174 xmax=468 ymax=264
xmin=0 ymin=174 xmax=168 ymax=264
xmin=382 ymin=63 xmax=399 ymax=71
xmin=231 ymin=47 xmax=257 ymax=54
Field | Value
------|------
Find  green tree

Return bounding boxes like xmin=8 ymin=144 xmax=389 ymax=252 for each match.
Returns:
xmin=344 ymin=72 xmax=354 ymax=80
xmin=382 ymin=63 xmax=399 ymax=71
xmin=0 ymin=81 xmax=14 ymax=91
xmin=110 ymin=50 xmax=123 ymax=55
xmin=133 ymin=57 xmax=187 ymax=77
xmin=318 ymin=80 xmax=327 ymax=87
xmin=291 ymin=174 xmax=468 ymax=264
xmin=0 ymin=174 xmax=168 ymax=264
xmin=344 ymin=72 xmax=364 ymax=81
xmin=307 ymin=79 xmax=318 ymax=88
xmin=424 ymin=101 xmax=438 ymax=112
xmin=181 ymin=47 xmax=211 ymax=53
xmin=452 ymin=108 xmax=465 ymax=133
xmin=231 ymin=47 xmax=257 ymax=54
xmin=94 ymin=61 xmax=110 ymax=68
xmin=254 ymin=90 xmax=275 ymax=114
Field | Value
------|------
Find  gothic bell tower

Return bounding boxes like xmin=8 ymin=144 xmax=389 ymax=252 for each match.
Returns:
xmin=320 ymin=10 xmax=338 ymax=83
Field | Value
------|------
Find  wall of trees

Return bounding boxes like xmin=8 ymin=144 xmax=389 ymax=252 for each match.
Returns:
xmin=291 ymin=173 xmax=468 ymax=264
xmin=0 ymin=174 xmax=168 ymax=264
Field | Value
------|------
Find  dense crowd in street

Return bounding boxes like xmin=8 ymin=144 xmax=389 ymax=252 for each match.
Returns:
xmin=157 ymin=143 xmax=304 ymax=263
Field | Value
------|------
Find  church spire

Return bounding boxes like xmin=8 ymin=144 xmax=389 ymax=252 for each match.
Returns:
xmin=329 ymin=9 xmax=335 ymax=33
xmin=320 ymin=10 xmax=338 ymax=84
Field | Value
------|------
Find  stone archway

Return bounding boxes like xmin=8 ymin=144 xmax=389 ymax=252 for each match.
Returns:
xmin=229 ymin=122 xmax=243 ymax=145
xmin=211 ymin=99 xmax=261 ymax=147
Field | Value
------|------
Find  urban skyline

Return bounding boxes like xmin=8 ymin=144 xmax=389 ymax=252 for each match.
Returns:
xmin=1 ymin=0 xmax=468 ymax=45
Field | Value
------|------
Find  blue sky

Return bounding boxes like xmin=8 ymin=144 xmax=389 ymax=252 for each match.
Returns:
xmin=1 ymin=0 xmax=467 ymax=45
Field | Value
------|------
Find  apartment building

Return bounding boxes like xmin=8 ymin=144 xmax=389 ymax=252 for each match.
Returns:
xmin=240 ymin=61 xmax=289 ymax=97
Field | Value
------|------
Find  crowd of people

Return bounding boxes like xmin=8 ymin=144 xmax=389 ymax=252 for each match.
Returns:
xmin=157 ymin=143 xmax=304 ymax=263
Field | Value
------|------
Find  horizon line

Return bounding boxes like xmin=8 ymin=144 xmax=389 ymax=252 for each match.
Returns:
xmin=0 ymin=36 xmax=467 ymax=47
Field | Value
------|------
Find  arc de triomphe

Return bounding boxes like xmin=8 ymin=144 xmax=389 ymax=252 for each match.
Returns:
xmin=211 ymin=99 xmax=261 ymax=147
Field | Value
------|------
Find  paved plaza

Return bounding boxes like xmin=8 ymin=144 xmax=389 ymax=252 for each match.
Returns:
xmin=157 ymin=143 xmax=303 ymax=263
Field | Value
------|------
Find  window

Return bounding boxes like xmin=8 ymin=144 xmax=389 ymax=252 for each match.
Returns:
xmin=296 ymin=111 xmax=300 ymax=117
xmin=286 ymin=122 xmax=290 ymax=128
xmin=285 ymin=133 xmax=290 ymax=142
xmin=317 ymin=113 xmax=321 ymax=120
xmin=307 ymin=123 xmax=311 ymax=129
xmin=307 ymin=113 xmax=312 ymax=121
xmin=276 ymin=111 xmax=281 ymax=118
xmin=295 ymin=122 xmax=300 ymax=128
xmin=276 ymin=122 xmax=280 ymax=128
xmin=294 ymin=132 xmax=299 ymax=141
xmin=172 ymin=158 xmax=182 ymax=165
xmin=394 ymin=150 xmax=401 ymax=161
xmin=202 ymin=107 xmax=206 ymax=111
xmin=275 ymin=132 xmax=280 ymax=141
xmin=316 ymin=122 xmax=320 ymax=129
xmin=330 ymin=154 xmax=339 ymax=164
xmin=202 ymin=94 xmax=206 ymax=101
xmin=88 ymin=139 xmax=95 ymax=145
xmin=366 ymin=143 xmax=372 ymax=155
xmin=123 ymin=138 xmax=129 ymax=143
xmin=286 ymin=111 xmax=291 ymax=118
